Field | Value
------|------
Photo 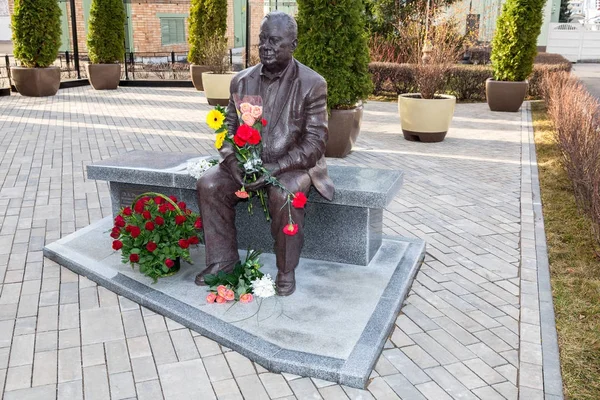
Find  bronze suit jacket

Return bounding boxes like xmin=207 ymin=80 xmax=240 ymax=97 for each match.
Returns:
xmin=219 ymin=58 xmax=335 ymax=201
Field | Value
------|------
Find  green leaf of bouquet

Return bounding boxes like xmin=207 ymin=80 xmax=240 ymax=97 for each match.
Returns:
xmin=130 ymin=248 xmax=141 ymax=254
xmin=204 ymin=274 xmax=218 ymax=287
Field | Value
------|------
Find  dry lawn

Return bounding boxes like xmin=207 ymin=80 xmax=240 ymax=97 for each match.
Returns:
xmin=531 ymin=101 xmax=600 ymax=399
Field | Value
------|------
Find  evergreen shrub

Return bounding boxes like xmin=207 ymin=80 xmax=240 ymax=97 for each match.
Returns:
xmin=188 ymin=0 xmax=227 ymax=65
xmin=11 ymin=0 xmax=62 ymax=68
xmin=87 ymin=0 xmax=126 ymax=64
xmin=295 ymin=0 xmax=373 ymax=109
xmin=490 ymin=0 xmax=545 ymax=81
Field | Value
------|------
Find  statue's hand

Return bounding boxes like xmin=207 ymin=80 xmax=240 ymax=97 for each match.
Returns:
xmin=245 ymin=163 xmax=280 ymax=192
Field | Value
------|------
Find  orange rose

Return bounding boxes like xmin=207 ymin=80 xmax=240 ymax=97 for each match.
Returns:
xmin=217 ymin=285 xmax=228 ymax=297
xmin=216 ymin=295 xmax=226 ymax=304
xmin=240 ymin=293 xmax=253 ymax=303
xmin=206 ymin=293 xmax=217 ymax=303
xmin=224 ymin=290 xmax=235 ymax=301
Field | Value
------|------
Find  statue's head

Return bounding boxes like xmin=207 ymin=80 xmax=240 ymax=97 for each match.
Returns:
xmin=259 ymin=11 xmax=298 ymax=74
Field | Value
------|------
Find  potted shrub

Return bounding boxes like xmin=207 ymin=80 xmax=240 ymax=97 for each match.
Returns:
xmin=111 ymin=193 xmax=204 ymax=283
xmin=295 ymin=0 xmax=373 ymax=158
xmin=486 ymin=0 xmax=545 ymax=112
xmin=398 ymin=17 xmax=463 ymax=142
xmin=201 ymin=38 xmax=234 ymax=106
xmin=188 ymin=0 xmax=227 ymax=91
xmin=11 ymin=0 xmax=62 ymax=97
xmin=86 ymin=0 xmax=126 ymax=90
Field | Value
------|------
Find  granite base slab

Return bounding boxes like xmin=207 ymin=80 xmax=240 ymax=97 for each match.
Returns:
xmin=43 ymin=217 xmax=425 ymax=388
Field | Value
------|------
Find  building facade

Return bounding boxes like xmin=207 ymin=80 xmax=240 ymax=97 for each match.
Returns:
xmin=0 ymin=0 xmax=10 ymax=42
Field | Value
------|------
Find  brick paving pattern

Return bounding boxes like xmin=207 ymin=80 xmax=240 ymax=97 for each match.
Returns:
xmin=0 ymin=87 xmax=557 ymax=399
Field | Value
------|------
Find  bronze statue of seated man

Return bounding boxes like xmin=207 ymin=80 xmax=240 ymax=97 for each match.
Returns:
xmin=195 ymin=11 xmax=334 ymax=296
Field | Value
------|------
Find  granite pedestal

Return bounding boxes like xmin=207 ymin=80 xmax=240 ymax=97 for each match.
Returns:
xmin=87 ymin=151 xmax=405 ymax=266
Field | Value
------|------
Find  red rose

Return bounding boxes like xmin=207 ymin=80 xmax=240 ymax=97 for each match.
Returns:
xmin=261 ymin=118 xmax=267 ymax=126
xmin=186 ymin=209 xmax=192 ymax=215
xmin=169 ymin=195 xmax=178 ymax=203
xmin=165 ymin=258 xmax=175 ymax=268
xmin=194 ymin=217 xmax=203 ymax=230
xmin=178 ymin=239 xmax=189 ymax=249
xmin=110 ymin=229 xmax=120 ymax=239
xmin=130 ymin=226 xmax=141 ymax=238
xmin=154 ymin=196 xmax=163 ymax=204
xmin=167 ymin=203 xmax=175 ymax=211
xmin=146 ymin=242 xmax=157 ymax=252
xmin=155 ymin=216 xmax=165 ymax=225
xmin=129 ymin=254 xmax=140 ymax=263
xmin=233 ymin=134 xmax=247 ymax=147
xmin=145 ymin=221 xmax=155 ymax=231
xmin=142 ymin=196 xmax=151 ymax=203
xmin=188 ymin=236 xmax=199 ymax=245
xmin=112 ymin=240 xmax=123 ymax=250
xmin=247 ymin=129 xmax=261 ymax=145
xmin=114 ymin=215 xmax=126 ymax=227
xmin=283 ymin=223 xmax=299 ymax=236
xmin=177 ymin=202 xmax=186 ymax=211
xmin=292 ymin=192 xmax=308 ymax=209
xmin=123 ymin=207 xmax=132 ymax=216
xmin=175 ymin=215 xmax=187 ymax=225
xmin=142 ymin=210 xmax=151 ymax=220
xmin=125 ymin=225 xmax=132 ymax=233
xmin=158 ymin=204 xmax=168 ymax=214
xmin=134 ymin=200 xmax=145 ymax=214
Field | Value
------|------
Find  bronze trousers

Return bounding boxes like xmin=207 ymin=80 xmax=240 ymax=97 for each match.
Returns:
xmin=196 ymin=164 xmax=311 ymax=274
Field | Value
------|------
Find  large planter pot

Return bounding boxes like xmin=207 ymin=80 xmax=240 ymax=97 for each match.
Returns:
xmin=11 ymin=66 xmax=60 ymax=97
xmin=190 ymin=65 xmax=210 ymax=91
xmin=486 ymin=78 xmax=528 ymax=112
xmin=398 ymin=93 xmax=456 ymax=143
xmin=202 ymin=72 xmax=235 ymax=106
xmin=86 ymin=63 xmax=121 ymax=90
xmin=325 ymin=103 xmax=364 ymax=158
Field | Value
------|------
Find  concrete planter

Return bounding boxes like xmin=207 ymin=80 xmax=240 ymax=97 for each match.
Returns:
xmin=398 ymin=93 xmax=456 ymax=142
xmin=325 ymin=104 xmax=364 ymax=158
xmin=190 ymin=64 xmax=210 ymax=91
xmin=201 ymin=72 xmax=235 ymax=106
xmin=11 ymin=66 xmax=60 ymax=97
xmin=86 ymin=64 xmax=121 ymax=90
xmin=486 ymin=78 xmax=528 ymax=112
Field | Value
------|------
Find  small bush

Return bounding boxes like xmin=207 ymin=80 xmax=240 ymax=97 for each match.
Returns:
xmin=188 ymin=0 xmax=227 ymax=65
xmin=87 ymin=0 xmax=126 ymax=64
xmin=446 ymin=65 xmax=493 ymax=101
xmin=11 ymin=0 xmax=62 ymax=68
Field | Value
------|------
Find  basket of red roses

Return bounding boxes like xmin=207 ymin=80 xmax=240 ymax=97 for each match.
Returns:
xmin=110 ymin=192 xmax=204 ymax=283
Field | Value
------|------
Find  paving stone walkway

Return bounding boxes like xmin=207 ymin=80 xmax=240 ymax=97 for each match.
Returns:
xmin=0 ymin=87 xmax=561 ymax=399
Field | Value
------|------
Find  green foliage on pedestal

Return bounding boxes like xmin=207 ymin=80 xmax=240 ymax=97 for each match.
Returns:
xmin=188 ymin=0 xmax=227 ymax=65
xmin=295 ymin=0 xmax=373 ymax=110
xmin=11 ymin=0 xmax=62 ymax=68
xmin=491 ymin=0 xmax=545 ymax=81
xmin=87 ymin=0 xmax=126 ymax=64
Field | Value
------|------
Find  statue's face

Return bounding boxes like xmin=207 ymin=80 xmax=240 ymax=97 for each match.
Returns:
xmin=259 ymin=18 xmax=297 ymax=73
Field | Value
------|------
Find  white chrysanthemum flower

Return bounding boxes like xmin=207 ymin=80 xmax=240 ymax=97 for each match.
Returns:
xmin=251 ymin=274 xmax=277 ymax=298
xmin=242 ymin=157 xmax=262 ymax=174
xmin=187 ymin=159 xmax=214 ymax=179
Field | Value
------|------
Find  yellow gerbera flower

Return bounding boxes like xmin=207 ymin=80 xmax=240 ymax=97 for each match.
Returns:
xmin=215 ymin=132 xmax=226 ymax=149
xmin=206 ymin=109 xmax=225 ymax=130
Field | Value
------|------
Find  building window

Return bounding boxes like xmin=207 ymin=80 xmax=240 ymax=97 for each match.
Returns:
xmin=159 ymin=16 xmax=186 ymax=46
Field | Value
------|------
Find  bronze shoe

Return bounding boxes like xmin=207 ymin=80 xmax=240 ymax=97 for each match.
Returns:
xmin=195 ymin=261 xmax=237 ymax=286
xmin=276 ymin=271 xmax=296 ymax=296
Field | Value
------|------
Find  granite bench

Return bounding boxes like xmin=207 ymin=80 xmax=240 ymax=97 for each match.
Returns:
xmin=87 ymin=150 xmax=404 ymax=266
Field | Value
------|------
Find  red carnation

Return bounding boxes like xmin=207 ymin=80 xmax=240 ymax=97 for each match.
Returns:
xmin=234 ymin=134 xmax=247 ymax=147
xmin=169 ymin=195 xmax=178 ymax=203
xmin=112 ymin=240 xmax=123 ymax=250
xmin=165 ymin=259 xmax=175 ymax=268
xmin=142 ymin=210 xmax=151 ymax=220
xmin=125 ymin=225 xmax=133 ymax=233
xmin=129 ymin=254 xmax=140 ymax=263
xmin=175 ymin=215 xmax=187 ymax=225
xmin=283 ymin=223 xmax=299 ymax=236
xmin=145 ymin=221 xmax=155 ymax=231
xmin=123 ymin=207 xmax=132 ymax=216
xmin=194 ymin=217 xmax=202 ymax=230
xmin=110 ymin=229 xmax=120 ymax=239
xmin=292 ymin=192 xmax=308 ymax=209
xmin=158 ymin=204 xmax=168 ymax=214
xmin=154 ymin=196 xmax=163 ymax=204
xmin=146 ymin=242 xmax=157 ymax=252
xmin=167 ymin=203 xmax=175 ymax=211
xmin=188 ymin=236 xmax=199 ymax=245
xmin=134 ymin=200 xmax=145 ymax=214
xmin=247 ymin=129 xmax=261 ymax=145
xmin=114 ymin=215 xmax=126 ymax=227
xmin=236 ymin=124 xmax=253 ymax=141
xmin=155 ymin=216 xmax=165 ymax=225
xmin=261 ymin=118 xmax=267 ymax=126
xmin=130 ymin=226 xmax=141 ymax=238
xmin=178 ymin=201 xmax=186 ymax=210
xmin=178 ymin=239 xmax=189 ymax=249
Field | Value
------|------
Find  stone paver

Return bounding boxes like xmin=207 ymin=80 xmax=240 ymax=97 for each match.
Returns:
xmin=0 ymin=87 xmax=562 ymax=399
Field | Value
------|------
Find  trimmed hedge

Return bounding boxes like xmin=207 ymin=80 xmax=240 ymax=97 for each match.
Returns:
xmin=370 ymin=56 xmax=572 ymax=102
xmin=188 ymin=0 xmax=227 ymax=65
xmin=87 ymin=0 xmax=126 ymax=64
